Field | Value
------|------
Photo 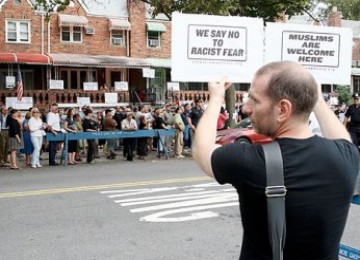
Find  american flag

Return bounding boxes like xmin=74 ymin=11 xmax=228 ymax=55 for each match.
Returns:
xmin=16 ymin=65 xmax=23 ymax=101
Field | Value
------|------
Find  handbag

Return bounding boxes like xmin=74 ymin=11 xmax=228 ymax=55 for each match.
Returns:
xmin=262 ymin=141 xmax=287 ymax=260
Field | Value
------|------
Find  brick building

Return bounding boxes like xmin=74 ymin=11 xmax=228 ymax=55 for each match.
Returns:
xmin=0 ymin=0 xmax=176 ymax=108
xmin=1 ymin=1 xmax=360 ymax=109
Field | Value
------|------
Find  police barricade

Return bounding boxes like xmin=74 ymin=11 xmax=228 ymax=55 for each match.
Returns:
xmin=47 ymin=129 xmax=175 ymax=165
xmin=339 ymin=196 xmax=360 ymax=259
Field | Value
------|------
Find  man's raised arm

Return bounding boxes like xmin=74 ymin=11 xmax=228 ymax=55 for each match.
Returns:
xmin=193 ymin=78 xmax=231 ymax=178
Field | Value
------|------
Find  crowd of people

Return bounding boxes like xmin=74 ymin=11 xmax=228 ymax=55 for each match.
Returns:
xmin=0 ymin=99 xmax=209 ymax=170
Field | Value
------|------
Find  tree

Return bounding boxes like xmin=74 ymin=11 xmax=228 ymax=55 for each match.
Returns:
xmin=335 ymin=85 xmax=352 ymax=105
xmin=319 ymin=0 xmax=360 ymax=20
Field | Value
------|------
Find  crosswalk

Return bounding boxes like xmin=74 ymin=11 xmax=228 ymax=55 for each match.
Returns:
xmin=100 ymin=182 xmax=239 ymax=222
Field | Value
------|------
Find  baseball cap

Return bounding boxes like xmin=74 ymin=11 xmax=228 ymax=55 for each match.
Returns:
xmin=353 ymin=93 xmax=360 ymax=99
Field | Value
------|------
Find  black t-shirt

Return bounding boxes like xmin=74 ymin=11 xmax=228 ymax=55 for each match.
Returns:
xmin=188 ymin=107 xmax=204 ymax=127
xmin=82 ymin=118 xmax=97 ymax=132
xmin=211 ymin=136 xmax=359 ymax=260
xmin=113 ymin=112 xmax=125 ymax=130
xmin=345 ymin=104 xmax=360 ymax=127
xmin=154 ymin=117 xmax=166 ymax=129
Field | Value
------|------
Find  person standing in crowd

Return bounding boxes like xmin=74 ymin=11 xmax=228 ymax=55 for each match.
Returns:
xmin=82 ymin=108 xmax=97 ymax=164
xmin=0 ymin=106 xmax=10 ymax=167
xmin=187 ymin=98 xmax=204 ymax=150
xmin=113 ymin=106 xmax=125 ymax=149
xmin=163 ymin=103 xmax=174 ymax=152
xmin=20 ymin=112 xmax=34 ymax=166
xmin=63 ymin=108 xmax=78 ymax=165
xmin=153 ymin=108 xmax=172 ymax=158
xmin=182 ymin=103 xmax=191 ymax=150
xmin=137 ymin=115 xmax=150 ymax=160
xmin=28 ymin=108 xmax=46 ymax=168
xmin=343 ymin=92 xmax=360 ymax=148
xmin=103 ymin=109 xmax=117 ymax=160
xmin=173 ymin=106 xmax=185 ymax=159
xmin=194 ymin=61 xmax=359 ymax=259
xmin=73 ymin=114 xmax=83 ymax=162
xmin=7 ymin=109 xmax=23 ymax=170
xmin=217 ymin=106 xmax=228 ymax=130
xmin=121 ymin=109 xmax=138 ymax=161
xmin=47 ymin=103 xmax=61 ymax=166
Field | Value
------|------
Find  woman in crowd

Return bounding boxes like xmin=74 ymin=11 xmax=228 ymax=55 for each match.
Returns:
xmin=153 ymin=109 xmax=172 ymax=158
xmin=63 ymin=108 xmax=78 ymax=165
xmin=28 ymin=108 xmax=47 ymax=168
xmin=21 ymin=111 xmax=34 ymax=166
xmin=217 ymin=106 xmax=228 ymax=130
xmin=137 ymin=115 xmax=150 ymax=160
xmin=74 ymin=114 xmax=83 ymax=162
xmin=6 ymin=109 xmax=23 ymax=170
xmin=121 ymin=109 xmax=137 ymax=161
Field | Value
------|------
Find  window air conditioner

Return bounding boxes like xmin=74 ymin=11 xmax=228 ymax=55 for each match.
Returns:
xmin=112 ymin=38 xmax=123 ymax=45
xmin=149 ymin=39 xmax=159 ymax=47
xmin=85 ymin=27 xmax=95 ymax=35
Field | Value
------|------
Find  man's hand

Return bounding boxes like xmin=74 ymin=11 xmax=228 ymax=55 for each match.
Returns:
xmin=208 ymin=77 xmax=232 ymax=100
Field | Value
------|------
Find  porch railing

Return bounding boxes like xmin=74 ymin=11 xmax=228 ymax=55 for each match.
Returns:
xmin=0 ymin=89 xmax=246 ymax=109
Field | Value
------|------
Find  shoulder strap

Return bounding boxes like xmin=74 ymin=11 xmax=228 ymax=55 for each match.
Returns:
xmin=262 ymin=141 xmax=287 ymax=260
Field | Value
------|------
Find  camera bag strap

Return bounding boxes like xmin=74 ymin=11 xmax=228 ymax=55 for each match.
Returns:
xmin=262 ymin=141 xmax=287 ymax=260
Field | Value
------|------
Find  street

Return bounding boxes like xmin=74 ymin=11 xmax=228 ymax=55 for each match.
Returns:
xmin=0 ymin=157 xmax=359 ymax=260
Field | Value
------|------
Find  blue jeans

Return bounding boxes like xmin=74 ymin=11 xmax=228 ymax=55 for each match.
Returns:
xmin=183 ymin=125 xmax=191 ymax=148
xmin=48 ymin=141 xmax=58 ymax=165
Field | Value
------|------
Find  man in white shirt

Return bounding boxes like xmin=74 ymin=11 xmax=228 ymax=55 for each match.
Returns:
xmin=47 ymin=103 xmax=61 ymax=166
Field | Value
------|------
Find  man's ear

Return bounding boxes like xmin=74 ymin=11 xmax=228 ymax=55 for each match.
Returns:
xmin=278 ymin=99 xmax=292 ymax=122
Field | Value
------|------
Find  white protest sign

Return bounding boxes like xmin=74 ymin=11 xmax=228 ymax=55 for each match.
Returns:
xmin=105 ymin=93 xmax=118 ymax=103
xmin=49 ymin=80 xmax=64 ymax=90
xmin=142 ymin=68 xmax=155 ymax=78
xmin=6 ymin=76 xmax=15 ymax=88
xmin=167 ymin=82 xmax=180 ymax=91
xmin=6 ymin=97 xmax=33 ymax=110
xmin=265 ymin=22 xmax=353 ymax=85
xmin=83 ymin=82 xmax=98 ymax=91
xmin=77 ymin=97 xmax=91 ymax=106
xmin=171 ymin=12 xmax=264 ymax=83
xmin=114 ymin=81 xmax=128 ymax=91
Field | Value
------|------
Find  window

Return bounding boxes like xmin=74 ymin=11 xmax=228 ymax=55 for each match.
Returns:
xmin=111 ymin=30 xmax=124 ymax=46
xmin=353 ymin=77 xmax=360 ymax=93
xmin=59 ymin=69 xmax=97 ymax=89
xmin=61 ymin=26 xmax=82 ymax=43
xmin=6 ymin=20 xmax=30 ymax=43
xmin=0 ymin=69 xmax=34 ymax=90
xmin=147 ymin=31 xmax=160 ymax=48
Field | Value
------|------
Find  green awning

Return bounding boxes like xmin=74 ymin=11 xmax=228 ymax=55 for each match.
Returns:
xmin=146 ymin=22 xmax=166 ymax=32
xmin=146 ymin=58 xmax=171 ymax=68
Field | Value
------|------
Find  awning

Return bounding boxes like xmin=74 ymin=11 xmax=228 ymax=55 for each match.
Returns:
xmin=109 ymin=18 xmax=131 ymax=31
xmin=58 ymin=14 xmax=88 ymax=27
xmin=146 ymin=58 xmax=171 ymax=68
xmin=0 ymin=53 xmax=52 ymax=65
xmin=146 ymin=22 xmax=166 ymax=32
xmin=50 ymin=53 xmax=151 ymax=69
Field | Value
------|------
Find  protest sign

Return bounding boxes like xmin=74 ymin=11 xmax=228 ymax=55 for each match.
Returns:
xmin=114 ymin=81 xmax=128 ymax=91
xmin=265 ymin=22 xmax=353 ymax=85
xmin=6 ymin=97 xmax=33 ymax=110
xmin=171 ymin=12 xmax=264 ymax=83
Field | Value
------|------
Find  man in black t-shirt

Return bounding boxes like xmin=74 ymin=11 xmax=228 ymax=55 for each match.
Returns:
xmin=193 ymin=61 xmax=359 ymax=260
xmin=343 ymin=93 xmax=360 ymax=147
xmin=187 ymin=99 xmax=204 ymax=149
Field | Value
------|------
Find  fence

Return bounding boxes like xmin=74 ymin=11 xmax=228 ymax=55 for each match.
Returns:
xmin=47 ymin=129 xmax=175 ymax=165
xmin=339 ymin=195 xmax=360 ymax=259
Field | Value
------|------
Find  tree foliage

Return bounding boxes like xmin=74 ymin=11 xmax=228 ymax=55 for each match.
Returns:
xmin=319 ymin=0 xmax=360 ymax=20
xmin=335 ymin=85 xmax=352 ymax=105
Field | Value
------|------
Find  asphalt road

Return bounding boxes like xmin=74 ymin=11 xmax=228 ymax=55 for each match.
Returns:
xmin=0 ymin=154 xmax=359 ymax=260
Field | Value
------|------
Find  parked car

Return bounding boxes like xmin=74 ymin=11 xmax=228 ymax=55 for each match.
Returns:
xmin=216 ymin=118 xmax=272 ymax=145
